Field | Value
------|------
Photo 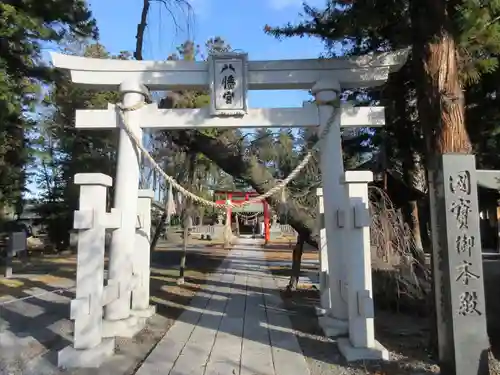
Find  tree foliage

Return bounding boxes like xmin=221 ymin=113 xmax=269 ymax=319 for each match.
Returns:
xmin=34 ymin=41 xmax=127 ymax=247
xmin=0 ymin=0 xmax=97 ymax=219
xmin=265 ymin=0 xmax=500 ymax=155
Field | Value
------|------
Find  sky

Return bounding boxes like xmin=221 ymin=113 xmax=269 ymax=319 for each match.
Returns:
xmin=28 ymin=0 xmax=329 ymax=199
xmin=87 ymin=0 xmax=327 ymax=108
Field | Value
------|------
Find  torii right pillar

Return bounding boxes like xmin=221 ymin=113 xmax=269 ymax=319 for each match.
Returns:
xmin=314 ymin=80 xmax=388 ymax=361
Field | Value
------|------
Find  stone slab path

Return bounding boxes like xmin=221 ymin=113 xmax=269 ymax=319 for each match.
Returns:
xmin=135 ymin=238 xmax=310 ymax=375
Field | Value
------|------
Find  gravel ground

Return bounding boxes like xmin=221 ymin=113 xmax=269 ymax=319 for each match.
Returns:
xmin=279 ymin=287 xmax=500 ymax=375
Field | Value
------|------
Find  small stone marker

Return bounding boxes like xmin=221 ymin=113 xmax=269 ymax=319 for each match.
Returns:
xmin=4 ymin=231 xmax=27 ymax=278
xmin=431 ymin=154 xmax=489 ymax=375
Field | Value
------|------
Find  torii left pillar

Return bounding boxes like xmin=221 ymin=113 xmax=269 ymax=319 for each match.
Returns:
xmin=103 ymin=80 xmax=149 ymax=337
xmin=314 ymin=80 xmax=349 ymax=336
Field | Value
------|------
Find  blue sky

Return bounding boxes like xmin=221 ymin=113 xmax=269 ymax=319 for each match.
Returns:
xmin=28 ymin=1 xmax=328 ymax=199
xmin=88 ymin=0 xmax=327 ymax=108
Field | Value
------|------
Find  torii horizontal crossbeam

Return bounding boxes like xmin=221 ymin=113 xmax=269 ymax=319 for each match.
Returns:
xmin=75 ymin=105 xmax=385 ymax=129
xmin=50 ymin=50 xmax=409 ymax=91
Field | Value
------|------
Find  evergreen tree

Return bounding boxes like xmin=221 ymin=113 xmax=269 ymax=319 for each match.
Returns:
xmin=0 ymin=0 xmax=96 ymax=219
xmin=264 ymin=0 xmax=500 ymax=156
xmin=35 ymin=42 xmax=126 ymax=248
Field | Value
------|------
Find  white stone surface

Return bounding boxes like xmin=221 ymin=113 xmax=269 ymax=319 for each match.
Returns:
xmin=69 ymin=174 xmax=116 ymax=352
xmin=75 ymin=104 xmax=385 ymax=130
xmin=130 ymin=305 xmax=156 ymax=319
xmin=316 ymin=188 xmax=330 ymax=311
xmin=50 ymin=49 xmax=409 ymax=90
xmin=58 ymin=173 xmax=118 ymax=367
xmin=314 ymin=80 xmax=349 ymax=333
xmin=341 ymin=170 xmax=388 ymax=360
xmin=318 ymin=315 xmax=349 ymax=337
xmin=337 ymin=338 xmax=389 ymax=362
xmin=101 ymin=315 xmax=146 ymax=338
xmin=104 ymin=81 xmax=147 ymax=325
xmin=240 ymin=275 xmax=275 ymax=375
xmin=260 ymin=276 xmax=310 ymax=375
xmin=169 ymin=275 xmax=232 ymax=374
xmin=204 ymin=273 xmax=246 ymax=375
xmin=58 ymin=338 xmax=115 ymax=369
xmin=74 ymin=173 xmax=112 ymax=186
xmin=131 ymin=189 xmax=155 ymax=315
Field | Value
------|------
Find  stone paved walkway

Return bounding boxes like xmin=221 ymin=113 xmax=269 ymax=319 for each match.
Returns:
xmin=135 ymin=238 xmax=310 ymax=375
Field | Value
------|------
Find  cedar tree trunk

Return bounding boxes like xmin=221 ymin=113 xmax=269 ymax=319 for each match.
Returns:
xmin=410 ymin=0 xmax=472 ymax=360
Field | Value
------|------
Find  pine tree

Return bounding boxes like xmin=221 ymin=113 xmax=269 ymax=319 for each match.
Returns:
xmin=35 ymin=41 xmax=124 ymax=248
xmin=0 ymin=0 xmax=97 ymax=219
xmin=264 ymin=0 xmax=500 ymax=156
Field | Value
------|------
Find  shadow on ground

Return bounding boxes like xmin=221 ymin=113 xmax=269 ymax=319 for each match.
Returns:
xmin=264 ymin=244 xmax=500 ymax=375
xmin=3 ymin=239 xmax=498 ymax=375
xmin=0 ymin=241 xmax=230 ymax=375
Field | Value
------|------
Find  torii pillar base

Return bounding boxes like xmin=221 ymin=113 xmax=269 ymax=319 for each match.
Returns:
xmin=131 ymin=305 xmax=156 ymax=319
xmin=318 ymin=315 xmax=349 ymax=337
xmin=58 ymin=338 xmax=115 ymax=369
xmin=102 ymin=316 xmax=146 ymax=339
xmin=338 ymin=338 xmax=389 ymax=362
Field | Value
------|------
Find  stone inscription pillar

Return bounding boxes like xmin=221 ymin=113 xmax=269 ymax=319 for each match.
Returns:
xmin=431 ymin=154 xmax=489 ymax=375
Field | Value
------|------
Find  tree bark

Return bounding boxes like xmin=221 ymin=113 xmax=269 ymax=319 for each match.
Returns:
xmin=410 ymin=0 xmax=471 ymax=360
xmin=178 ymin=151 xmax=197 ymax=284
xmin=134 ymin=0 xmax=149 ymax=60
xmin=287 ymin=234 xmax=305 ymax=292
xmin=150 ymin=211 xmax=167 ymax=253
xmin=178 ymin=217 xmax=188 ymax=284
xmin=402 ymin=161 xmax=425 ymax=262
xmin=408 ymin=200 xmax=424 ymax=252
xmin=410 ymin=0 xmax=471 ymax=156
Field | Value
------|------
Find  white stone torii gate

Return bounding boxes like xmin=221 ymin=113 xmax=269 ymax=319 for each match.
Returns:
xmin=51 ymin=49 xmax=407 ymax=366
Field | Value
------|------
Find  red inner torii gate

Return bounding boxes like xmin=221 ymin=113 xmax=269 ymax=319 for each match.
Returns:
xmin=214 ymin=190 xmax=270 ymax=242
